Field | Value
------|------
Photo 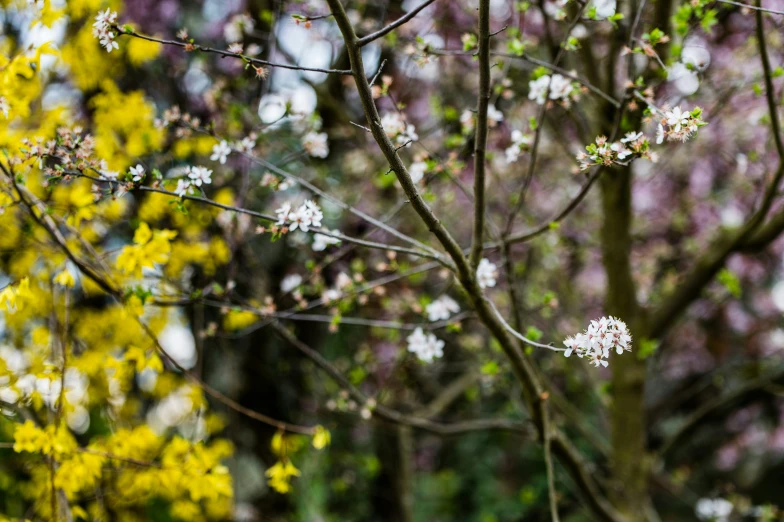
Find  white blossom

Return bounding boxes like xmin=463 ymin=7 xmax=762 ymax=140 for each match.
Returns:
xmin=129 ymin=164 xmax=145 ymax=182
xmin=620 ymin=131 xmax=643 ymax=143
xmin=409 ymin=161 xmax=427 ymax=183
xmin=577 ymin=134 xmax=651 ymax=170
xmin=335 ymin=272 xmax=353 ymax=290
xmin=487 ymin=104 xmax=504 ymax=127
xmin=426 ymin=295 xmax=460 ymax=322
xmin=175 ymin=178 xmax=192 ymax=197
xmin=281 ymin=274 xmax=303 ymax=293
xmin=548 ymin=74 xmax=573 ymax=100
xmin=313 ymin=231 xmax=341 ymax=251
xmin=92 ymin=9 xmax=119 ymax=53
xmin=234 ymin=135 xmax=256 ymax=152
xmin=590 ymin=0 xmax=617 ymax=19
xmin=528 ymin=75 xmax=551 ymax=105
xmin=460 ymin=109 xmax=475 ymax=133
xmin=224 ymin=13 xmax=255 ymax=43
xmin=657 ymin=106 xmax=705 ymax=143
xmin=381 ymin=112 xmax=418 ymax=146
xmin=322 ymin=288 xmax=342 ymax=303
xmin=529 ymin=74 xmax=575 ymax=105
xmin=302 ymin=131 xmax=329 ymax=158
xmin=656 ymin=124 xmax=665 ymax=144
xmin=476 ymin=258 xmax=498 ymax=289
xmin=187 ymin=166 xmax=213 ymax=187
xmin=406 ymin=327 xmax=445 ymax=363
xmin=210 ymin=140 xmax=232 ymax=164
xmin=0 ymin=96 xmax=8 ymax=118
xmin=695 ymin=498 xmax=733 ymax=522
xmin=276 ymin=200 xmax=324 ymax=233
xmin=668 ymin=62 xmax=700 ymax=96
xmin=681 ymin=44 xmax=711 ymax=71
xmin=275 ymin=202 xmax=292 ymax=225
xmin=563 ymin=316 xmax=632 ymax=367
xmin=505 ymin=129 xmax=532 ymax=163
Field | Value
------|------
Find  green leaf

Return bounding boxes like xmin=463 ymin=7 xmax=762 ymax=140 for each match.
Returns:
xmin=637 ymin=338 xmax=659 ymax=360
xmin=481 ymin=361 xmax=499 ymax=375
xmin=525 ymin=326 xmax=543 ymax=341
xmin=717 ymin=268 xmax=741 ymax=298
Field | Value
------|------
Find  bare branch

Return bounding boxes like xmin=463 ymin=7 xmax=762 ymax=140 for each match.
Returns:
xmin=116 ymin=28 xmax=352 ymax=75
xmin=356 ymin=0 xmax=439 ymax=47
xmin=469 ymin=0 xmax=492 ymax=270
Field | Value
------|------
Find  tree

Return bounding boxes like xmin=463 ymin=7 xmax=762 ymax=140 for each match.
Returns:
xmin=0 ymin=0 xmax=783 ymax=520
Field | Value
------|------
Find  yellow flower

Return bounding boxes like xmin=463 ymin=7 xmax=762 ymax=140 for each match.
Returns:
xmin=53 ymin=270 xmax=75 ymax=288
xmin=116 ymin=222 xmax=177 ymax=278
xmin=265 ymin=460 xmax=301 ymax=494
xmin=13 ymin=420 xmax=47 ymax=453
xmin=312 ymin=425 xmax=331 ymax=450
xmin=126 ymin=37 xmax=161 ymax=66
xmin=0 ymin=277 xmax=33 ymax=312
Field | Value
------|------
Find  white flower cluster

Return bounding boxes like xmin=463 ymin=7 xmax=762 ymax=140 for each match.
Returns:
xmin=544 ymin=0 xmax=569 ymax=20
xmin=224 ymin=13 xmax=255 ymax=44
xmin=563 ymin=316 xmax=632 ymax=367
xmin=234 ymin=134 xmax=256 ymax=153
xmin=211 ymin=140 xmax=232 ymax=164
xmin=505 ymin=129 xmax=533 ymax=163
xmin=409 ymin=161 xmax=428 ymax=183
xmin=477 ymin=258 xmax=498 ymax=289
xmin=129 ymin=164 xmax=145 ymax=182
xmin=381 ymin=113 xmax=419 ymax=147
xmin=147 ymin=385 xmax=205 ymax=439
xmin=302 ymin=131 xmax=329 ymax=158
xmin=695 ymin=498 xmax=733 ymax=522
xmin=0 ymin=346 xmax=91 ymax=433
xmin=668 ymin=42 xmax=710 ymax=95
xmin=0 ymin=96 xmax=9 ymax=119
xmin=321 ymin=272 xmax=353 ymax=304
xmin=589 ymin=0 xmax=617 ymax=19
xmin=656 ymin=106 xmax=706 ymax=144
xmin=174 ymin=166 xmax=213 ymax=196
xmin=426 ymin=295 xmax=460 ymax=322
xmin=275 ymin=200 xmax=324 ymax=232
xmin=528 ymin=74 xmax=577 ymax=105
xmin=93 ymin=9 xmax=119 ymax=53
xmin=406 ymin=327 xmax=445 ymax=363
xmin=280 ymin=274 xmax=303 ymax=293
xmin=576 ymin=133 xmax=652 ymax=170
xmin=313 ymin=230 xmax=341 ymax=251
xmin=487 ymin=104 xmax=504 ymax=127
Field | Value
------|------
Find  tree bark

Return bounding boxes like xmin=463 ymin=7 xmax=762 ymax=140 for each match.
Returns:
xmin=600 ymin=166 xmax=650 ymax=521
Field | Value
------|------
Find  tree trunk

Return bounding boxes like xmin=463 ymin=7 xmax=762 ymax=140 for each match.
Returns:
xmin=599 ymin=167 xmax=651 ymax=521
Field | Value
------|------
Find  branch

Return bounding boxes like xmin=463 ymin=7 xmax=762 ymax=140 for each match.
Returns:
xmin=649 ymin=1 xmax=784 ymax=338
xmin=116 ymin=28 xmax=352 ymax=75
xmin=718 ymin=0 xmax=784 ymax=15
xmin=470 ymin=0 xmax=492 ymax=270
xmin=430 ymin=49 xmax=622 ymax=108
xmin=272 ymin=323 xmax=533 ymax=436
xmin=756 ymin=0 xmax=784 ymax=161
xmin=543 ymin=404 xmax=561 ymax=522
xmin=356 ymin=0 xmax=439 ymax=47
xmin=494 ymin=169 xmax=603 ymax=247
xmin=325 ymin=3 xmax=626 ymax=520
xmin=138 ymin=318 xmax=318 ymax=435
xmin=78 ymin=171 xmax=447 ymax=265
xmin=504 ymin=4 xmax=593 ymax=236
xmin=2 ymin=165 xmax=320 ymax=436
xmin=657 ymin=364 xmax=784 ymax=458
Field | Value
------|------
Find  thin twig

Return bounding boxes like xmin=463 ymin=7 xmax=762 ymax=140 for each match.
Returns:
xmin=116 ymin=28 xmax=351 ymax=75
xmin=356 ymin=0 xmax=440 ymax=47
